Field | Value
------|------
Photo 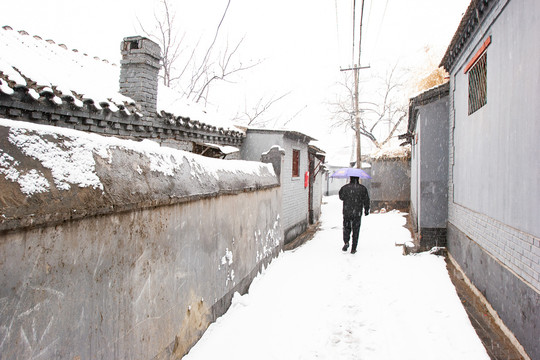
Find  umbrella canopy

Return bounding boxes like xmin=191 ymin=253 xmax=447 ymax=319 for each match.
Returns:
xmin=330 ymin=167 xmax=371 ymax=179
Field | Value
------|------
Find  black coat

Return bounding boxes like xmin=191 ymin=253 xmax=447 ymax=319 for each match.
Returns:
xmin=339 ymin=181 xmax=370 ymax=217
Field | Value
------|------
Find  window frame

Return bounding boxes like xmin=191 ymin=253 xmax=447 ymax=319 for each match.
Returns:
xmin=464 ymin=36 xmax=491 ymax=115
xmin=292 ymin=149 xmax=300 ymax=178
xmin=467 ymin=52 xmax=488 ymax=115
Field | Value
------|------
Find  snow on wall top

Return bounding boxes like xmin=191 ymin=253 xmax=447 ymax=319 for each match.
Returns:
xmin=0 ymin=118 xmax=277 ymax=231
xmin=370 ymin=144 xmax=411 ymax=160
xmin=0 ymin=25 xmax=237 ymax=131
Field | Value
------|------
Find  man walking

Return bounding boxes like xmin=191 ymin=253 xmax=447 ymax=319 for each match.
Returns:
xmin=339 ymin=176 xmax=370 ymax=254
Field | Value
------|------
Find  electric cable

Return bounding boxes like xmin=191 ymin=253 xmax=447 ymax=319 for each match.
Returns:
xmin=334 ymin=0 xmax=342 ymax=65
xmin=352 ymin=0 xmax=356 ymax=66
xmin=371 ymin=0 xmax=390 ymax=59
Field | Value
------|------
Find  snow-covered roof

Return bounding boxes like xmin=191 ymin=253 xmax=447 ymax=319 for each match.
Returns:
xmin=370 ymin=144 xmax=411 ymax=160
xmin=406 ymin=81 xmax=450 ymax=138
xmin=245 ymin=127 xmax=316 ymax=143
xmin=409 ymin=81 xmax=450 ymax=104
xmin=0 ymin=25 xmax=237 ymax=131
xmin=0 ymin=26 xmax=134 ymax=113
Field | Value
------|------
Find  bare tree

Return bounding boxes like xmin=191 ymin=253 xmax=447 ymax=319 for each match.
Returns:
xmin=330 ymin=64 xmax=407 ymax=150
xmin=233 ymin=92 xmax=291 ymax=127
xmin=138 ymin=0 xmax=261 ymax=105
xmin=138 ymin=0 xmax=184 ymax=87
xmin=190 ymin=37 xmax=261 ymax=105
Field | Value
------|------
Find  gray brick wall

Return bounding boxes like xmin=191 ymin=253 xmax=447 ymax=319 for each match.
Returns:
xmin=449 ymin=203 xmax=540 ymax=290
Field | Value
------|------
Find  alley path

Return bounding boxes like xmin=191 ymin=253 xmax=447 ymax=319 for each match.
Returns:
xmin=183 ymin=196 xmax=489 ymax=360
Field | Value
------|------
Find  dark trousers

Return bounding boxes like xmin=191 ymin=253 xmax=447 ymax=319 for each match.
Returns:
xmin=343 ymin=215 xmax=362 ymax=250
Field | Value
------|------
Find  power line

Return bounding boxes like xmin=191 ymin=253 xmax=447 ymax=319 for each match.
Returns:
xmin=334 ymin=0 xmax=341 ymax=64
xmin=352 ymin=0 xmax=356 ymax=66
xmin=371 ymin=0 xmax=390 ymax=59
xmin=357 ymin=0 xmax=365 ymax=66
xmin=366 ymin=0 xmax=373 ymax=31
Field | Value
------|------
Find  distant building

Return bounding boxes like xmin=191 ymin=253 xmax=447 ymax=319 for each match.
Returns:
xmin=368 ymin=146 xmax=411 ymax=211
xmin=241 ymin=128 xmax=324 ymax=244
xmin=324 ymin=164 xmax=350 ymax=196
xmin=440 ymin=0 xmax=539 ymax=358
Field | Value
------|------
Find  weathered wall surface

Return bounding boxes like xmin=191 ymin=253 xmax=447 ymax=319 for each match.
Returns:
xmin=417 ymin=97 xmax=449 ymax=229
xmin=0 ymin=119 xmax=282 ymax=359
xmin=369 ymin=159 xmax=410 ymax=211
xmin=408 ymin=88 xmax=449 ymax=251
xmin=311 ymin=170 xmax=324 ymax=223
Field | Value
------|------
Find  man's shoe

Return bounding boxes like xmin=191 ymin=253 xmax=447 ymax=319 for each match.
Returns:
xmin=351 ymin=249 xmax=357 ymax=254
xmin=342 ymin=243 xmax=349 ymax=251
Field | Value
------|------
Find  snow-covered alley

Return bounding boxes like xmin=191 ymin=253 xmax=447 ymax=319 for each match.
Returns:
xmin=183 ymin=195 xmax=490 ymax=360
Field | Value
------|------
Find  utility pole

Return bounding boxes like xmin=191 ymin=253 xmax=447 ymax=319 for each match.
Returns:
xmin=340 ymin=0 xmax=368 ymax=169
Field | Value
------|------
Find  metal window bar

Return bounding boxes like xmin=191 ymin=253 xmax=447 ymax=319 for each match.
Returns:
xmin=468 ymin=53 xmax=487 ymax=114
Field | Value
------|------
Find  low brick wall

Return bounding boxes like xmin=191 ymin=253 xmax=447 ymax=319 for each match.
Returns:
xmin=0 ymin=119 xmax=283 ymax=359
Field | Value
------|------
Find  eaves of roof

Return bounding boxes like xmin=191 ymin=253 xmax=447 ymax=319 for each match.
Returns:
xmin=246 ymin=128 xmax=316 ymax=143
xmin=440 ymin=0 xmax=499 ymax=73
xmin=400 ymin=82 xmax=450 ymax=144
xmin=308 ymin=144 xmax=326 ymax=156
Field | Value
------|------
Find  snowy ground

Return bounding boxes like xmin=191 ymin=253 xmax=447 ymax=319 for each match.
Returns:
xmin=183 ymin=195 xmax=489 ymax=360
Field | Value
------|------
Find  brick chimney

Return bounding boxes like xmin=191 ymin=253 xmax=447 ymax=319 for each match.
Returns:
xmin=119 ymin=36 xmax=161 ymax=123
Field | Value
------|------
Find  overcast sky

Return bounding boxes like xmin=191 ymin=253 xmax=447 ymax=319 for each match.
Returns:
xmin=1 ymin=0 xmax=469 ymax=161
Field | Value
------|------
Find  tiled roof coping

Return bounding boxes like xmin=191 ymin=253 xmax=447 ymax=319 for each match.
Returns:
xmin=440 ymin=0 xmax=498 ymax=72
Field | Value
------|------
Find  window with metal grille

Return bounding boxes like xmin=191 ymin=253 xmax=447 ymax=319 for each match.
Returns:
xmin=292 ymin=149 xmax=300 ymax=177
xmin=468 ymin=52 xmax=487 ymax=114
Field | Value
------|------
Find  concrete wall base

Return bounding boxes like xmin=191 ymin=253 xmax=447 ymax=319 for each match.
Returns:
xmin=447 ymin=222 xmax=539 ymax=360
xmin=284 ymin=220 xmax=308 ymax=245
xmin=371 ymin=200 xmax=410 ymax=212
